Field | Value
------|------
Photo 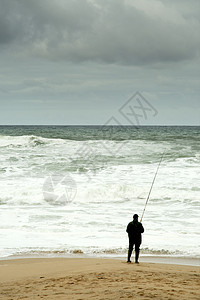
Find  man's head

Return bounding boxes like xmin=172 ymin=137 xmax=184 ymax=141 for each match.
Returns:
xmin=133 ymin=214 xmax=138 ymax=221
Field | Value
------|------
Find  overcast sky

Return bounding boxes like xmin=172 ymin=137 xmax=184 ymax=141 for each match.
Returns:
xmin=0 ymin=0 xmax=199 ymax=125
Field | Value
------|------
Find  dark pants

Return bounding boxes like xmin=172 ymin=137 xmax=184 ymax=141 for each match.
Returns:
xmin=128 ymin=239 xmax=141 ymax=262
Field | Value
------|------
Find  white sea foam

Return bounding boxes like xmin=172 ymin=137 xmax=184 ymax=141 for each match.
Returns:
xmin=0 ymin=127 xmax=199 ymax=259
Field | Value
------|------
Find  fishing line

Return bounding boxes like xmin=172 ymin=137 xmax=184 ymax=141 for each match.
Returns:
xmin=140 ymin=151 xmax=165 ymax=223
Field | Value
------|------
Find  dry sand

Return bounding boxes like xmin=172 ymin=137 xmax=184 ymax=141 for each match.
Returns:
xmin=0 ymin=258 xmax=199 ymax=300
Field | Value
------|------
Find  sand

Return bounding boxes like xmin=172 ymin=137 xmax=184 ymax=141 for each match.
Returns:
xmin=0 ymin=258 xmax=199 ymax=300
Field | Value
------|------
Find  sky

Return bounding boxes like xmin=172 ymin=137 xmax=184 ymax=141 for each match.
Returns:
xmin=0 ymin=0 xmax=199 ymax=125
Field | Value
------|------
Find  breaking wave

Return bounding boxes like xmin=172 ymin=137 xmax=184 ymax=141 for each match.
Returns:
xmin=0 ymin=126 xmax=199 ymax=260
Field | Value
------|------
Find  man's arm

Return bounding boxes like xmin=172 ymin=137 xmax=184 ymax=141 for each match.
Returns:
xmin=126 ymin=223 xmax=130 ymax=233
xmin=140 ymin=223 xmax=144 ymax=233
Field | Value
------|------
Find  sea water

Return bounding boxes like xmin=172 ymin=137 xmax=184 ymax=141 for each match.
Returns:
xmin=0 ymin=126 xmax=199 ymax=259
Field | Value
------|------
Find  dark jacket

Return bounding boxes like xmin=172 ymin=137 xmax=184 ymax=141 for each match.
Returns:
xmin=126 ymin=220 xmax=144 ymax=244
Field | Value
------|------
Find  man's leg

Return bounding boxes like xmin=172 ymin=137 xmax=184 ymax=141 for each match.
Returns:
xmin=127 ymin=240 xmax=133 ymax=262
xmin=135 ymin=243 xmax=140 ymax=263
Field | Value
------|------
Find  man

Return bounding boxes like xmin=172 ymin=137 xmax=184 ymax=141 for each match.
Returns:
xmin=126 ymin=214 xmax=144 ymax=263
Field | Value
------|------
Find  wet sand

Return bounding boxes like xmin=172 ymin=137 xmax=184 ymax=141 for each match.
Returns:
xmin=0 ymin=258 xmax=199 ymax=299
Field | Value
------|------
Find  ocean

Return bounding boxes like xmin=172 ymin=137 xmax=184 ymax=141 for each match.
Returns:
xmin=0 ymin=126 xmax=199 ymax=260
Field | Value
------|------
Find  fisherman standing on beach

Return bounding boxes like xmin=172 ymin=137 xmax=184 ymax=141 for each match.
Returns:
xmin=126 ymin=214 xmax=144 ymax=263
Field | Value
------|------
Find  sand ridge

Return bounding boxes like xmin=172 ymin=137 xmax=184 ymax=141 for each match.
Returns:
xmin=0 ymin=258 xmax=199 ymax=299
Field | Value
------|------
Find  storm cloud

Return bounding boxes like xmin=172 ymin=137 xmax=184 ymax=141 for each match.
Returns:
xmin=0 ymin=0 xmax=199 ymax=125
xmin=1 ymin=0 xmax=200 ymax=65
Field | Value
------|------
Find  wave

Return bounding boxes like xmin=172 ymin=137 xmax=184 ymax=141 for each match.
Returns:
xmin=0 ymin=135 xmax=67 ymax=148
xmin=0 ymin=126 xmax=199 ymax=144
xmin=3 ymin=247 xmax=191 ymax=260
xmin=0 ymin=134 xmax=199 ymax=167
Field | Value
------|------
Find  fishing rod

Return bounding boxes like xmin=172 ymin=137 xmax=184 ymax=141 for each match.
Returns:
xmin=140 ymin=151 xmax=165 ymax=223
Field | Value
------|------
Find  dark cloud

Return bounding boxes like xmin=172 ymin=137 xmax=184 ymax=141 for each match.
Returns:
xmin=0 ymin=0 xmax=200 ymax=65
xmin=0 ymin=0 xmax=22 ymax=44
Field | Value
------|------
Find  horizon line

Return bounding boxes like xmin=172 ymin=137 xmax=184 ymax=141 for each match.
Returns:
xmin=0 ymin=124 xmax=199 ymax=127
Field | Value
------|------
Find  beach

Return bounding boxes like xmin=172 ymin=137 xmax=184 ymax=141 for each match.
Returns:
xmin=1 ymin=0 xmax=200 ymax=298
xmin=0 ymin=258 xmax=199 ymax=300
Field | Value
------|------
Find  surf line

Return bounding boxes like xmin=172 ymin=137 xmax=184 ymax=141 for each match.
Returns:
xmin=140 ymin=151 xmax=165 ymax=222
